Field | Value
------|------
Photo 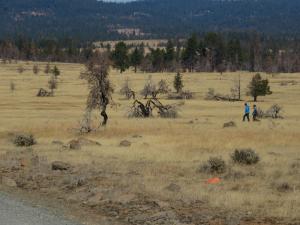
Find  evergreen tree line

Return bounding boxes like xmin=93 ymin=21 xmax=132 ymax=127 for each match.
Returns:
xmin=110 ymin=33 xmax=300 ymax=74
xmin=0 ymin=37 xmax=94 ymax=63
xmin=2 ymin=33 xmax=300 ymax=73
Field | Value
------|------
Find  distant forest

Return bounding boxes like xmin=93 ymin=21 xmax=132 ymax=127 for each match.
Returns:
xmin=1 ymin=33 xmax=300 ymax=73
xmin=1 ymin=0 xmax=300 ymax=40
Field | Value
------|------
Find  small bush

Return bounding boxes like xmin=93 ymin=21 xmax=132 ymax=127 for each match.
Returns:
xmin=180 ymin=90 xmax=194 ymax=99
xmin=13 ymin=134 xmax=36 ymax=147
xmin=231 ymin=149 xmax=260 ymax=165
xmin=291 ymin=161 xmax=300 ymax=170
xmin=280 ymin=81 xmax=289 ymax=86
xmin=167 ymin=90 xmax=193 ymax=100
xmin=205 ymin=88 xmax=216 ymax=100
xmin=200 ymin=157 xmax=227 ymax=174
xmin=44 ymin=63 xmax=51 ymax=74
xmin=127 ymin=107 xmax=147 ymax=118
xmin=10 ymin=81 xmax=15 ymax=92
xmin=224 ymin=168 xmax=245 ymax=180
xmin=276 ymin=182 xmax=293 ymax=193
xmin=266 ymin=104 xmax=283 ymax=119
xmin=33 ymin=65 xmax=40 ymax=75
xmin=257 ymin=104 xmax=283 ymax=119
xmin=280 ymin=80 xmax=297 ymax=86
xmin=159 ymin=106 xmax=178 ymax=118
xmin=48 ymin=76 xmax=57 ymax=94
xmin=256 ymin=107 xmax=265 ymax=118
xmin=17 ymin=66 xmax=25 ymax=74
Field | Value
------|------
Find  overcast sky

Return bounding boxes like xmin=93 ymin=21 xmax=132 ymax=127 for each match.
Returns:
xmin=101 ymin=0 xmax=136 ymax=2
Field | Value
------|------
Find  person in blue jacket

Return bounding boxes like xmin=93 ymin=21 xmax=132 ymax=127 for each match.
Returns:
xmin=243 ymin=103 xmax=250 ymax=122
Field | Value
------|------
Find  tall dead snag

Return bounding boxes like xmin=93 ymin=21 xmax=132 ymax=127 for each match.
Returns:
xmin=80 ymin=53 xmax=113 ymax=132
xmin=231 ymin=74 xmax=241 ymax=101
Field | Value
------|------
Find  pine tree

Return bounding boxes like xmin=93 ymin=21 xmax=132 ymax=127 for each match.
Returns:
xmin=130 ymin=46 xmax=143 ymax=73
xmin=182 ymin=34 xmax=198 ymax=72
xmin=111 ymin=42 xmax=129 ymax=73
xmin=173 ymin=72 xmax=184 ymax=93
xmin=165 ymin=40 xmax=175 ymax=62
xmin=248 ymin=73 xmax=272 ymax=102
xmin=227 ymin=39 xmax=243 ymax=70
xmin=150 ymin=48 xmax=166 ymax=72
xmin=51 ymin=66 xmax=60 ymax=78
xmin=204 ymin=32 xmax=225 ymax=71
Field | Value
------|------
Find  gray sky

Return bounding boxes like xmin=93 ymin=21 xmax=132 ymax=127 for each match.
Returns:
xmin=101 ymin=0 xmax=137 ymax=2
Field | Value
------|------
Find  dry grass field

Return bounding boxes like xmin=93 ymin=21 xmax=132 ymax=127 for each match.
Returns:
xmin=94 ymin=39 xmax=169 ymax=54
xmin=94 ymin=39 xmax=168 ymax=49
xmin=0 ymin=61 xmax=300 ymax=225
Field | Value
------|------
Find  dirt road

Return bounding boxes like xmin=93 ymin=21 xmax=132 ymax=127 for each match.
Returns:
xmin=0 ymin=192 xmax=81 ymax=225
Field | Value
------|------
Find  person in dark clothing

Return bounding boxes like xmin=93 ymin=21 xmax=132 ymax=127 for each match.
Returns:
xmin=243 ymin=103 xmax=250 ymax=122
xmin=252 ymin=104 xmax=259 ymax=121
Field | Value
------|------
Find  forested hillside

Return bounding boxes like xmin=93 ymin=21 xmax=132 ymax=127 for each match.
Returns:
xmin=1 ymin=0 xmax=300 ymax=40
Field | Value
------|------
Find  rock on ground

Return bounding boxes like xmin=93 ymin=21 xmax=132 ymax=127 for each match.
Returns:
xmin=1 ymin=177 xmax=17 ymax=187
xmin=51 ymin=161 xmax=71 ymax=171
xmin=223 ymin=121 xmax=236 ymax=128
xmin=119 ymin=140 xmax=131 ymax=147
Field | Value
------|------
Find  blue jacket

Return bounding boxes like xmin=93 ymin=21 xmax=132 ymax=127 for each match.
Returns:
xmin=245 ymin=105 xmax=250 ymax=114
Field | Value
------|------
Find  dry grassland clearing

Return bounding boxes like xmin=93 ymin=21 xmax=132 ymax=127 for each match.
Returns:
xmin=94 ymin=39 xmax=168 ymax=49
xmin=0 ymin=61 xmax=300 ymax=225
xmin=94 ymin=39 xmax=168 ymax=54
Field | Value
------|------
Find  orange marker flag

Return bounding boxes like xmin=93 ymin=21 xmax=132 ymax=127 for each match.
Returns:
xmin=206 ymin=177 xmax=221 ymax=184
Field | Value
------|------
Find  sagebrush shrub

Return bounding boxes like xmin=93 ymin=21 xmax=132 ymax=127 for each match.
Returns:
xmin=13 ymin=134 xmax=36 ymax=147
xmin=231 ymin=149 xmax=260 ymax=165
xmin=276 ymin=182 xmax=292 ymax=192
xmin=200 ymin=157 xmax=227 ymax=174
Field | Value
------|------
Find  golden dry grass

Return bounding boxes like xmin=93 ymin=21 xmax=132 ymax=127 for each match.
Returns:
xmin=1 ymin=61 xmax=300 ymax=220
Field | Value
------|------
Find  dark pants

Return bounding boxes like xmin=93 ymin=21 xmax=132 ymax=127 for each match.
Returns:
xmin=243 ymin=113 xmax=250 ymax=122
xmin=253 ymin=113 xmax=259 ymax=121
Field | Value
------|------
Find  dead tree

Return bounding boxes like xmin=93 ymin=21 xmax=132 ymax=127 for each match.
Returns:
xmin=140 ymin=75 xmax=157 ymax=99
xmin=157 ymin=79 xmax=170 ymax=95
xmin=205 ymin=88 xmax=240 ymax=102
xmin=48 ymin=76 xmax=57 ymax=95
xmin=80 ymin=53 xmax=113 ymax=132
xmin=120 ymin=78 xmax=136 ymax=100
xmin=129 ymin=98 xmax=177 ymax=118
xmin=230 ymin=74 xmax=241 ymax=100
